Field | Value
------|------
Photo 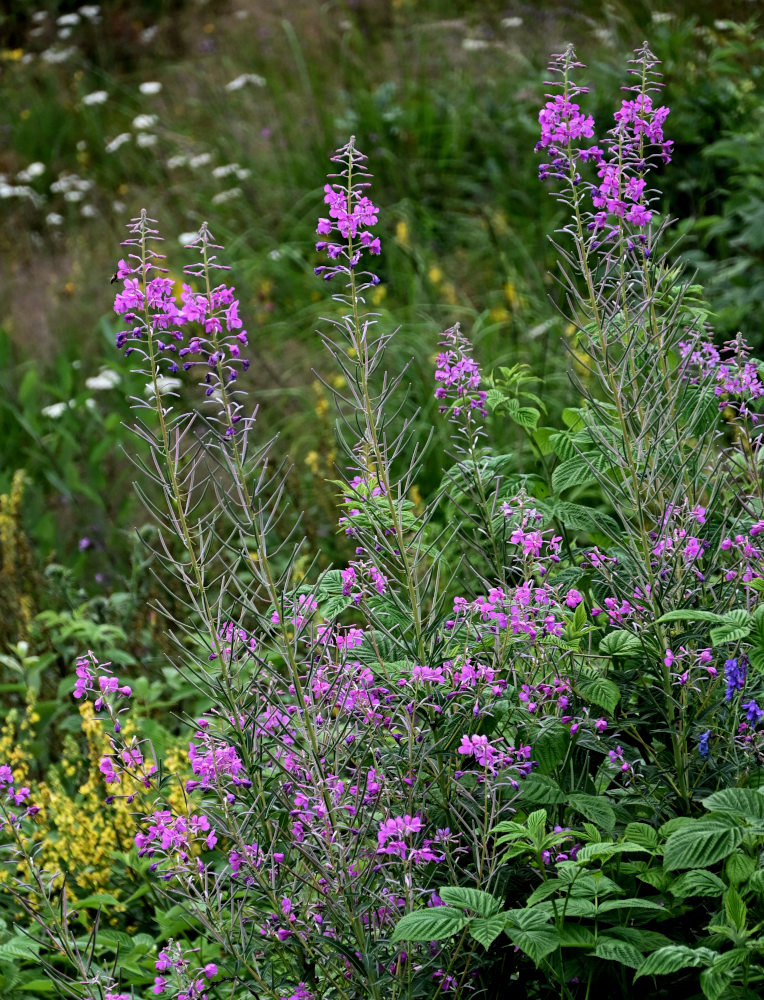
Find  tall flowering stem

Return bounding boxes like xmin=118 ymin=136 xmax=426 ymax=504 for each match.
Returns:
xmin=535 ymin=45 xmax=736 ymax=803
xmin=315 ymin=137 xmax=429 ymax=663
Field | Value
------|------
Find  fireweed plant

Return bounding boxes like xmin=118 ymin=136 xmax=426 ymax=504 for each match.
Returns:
xmin=3 ymin=43 xmax=764 ymax=1000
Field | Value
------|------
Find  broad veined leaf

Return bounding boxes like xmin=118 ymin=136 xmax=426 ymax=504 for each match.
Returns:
xmin=568 ymin=793 xmax=616 ymax=832
xmin=594 ymin=937 xmax=644 ymax=969
xmin=439 ymin=886 xmax=501 ymax=917
xmin=469 ymin=914 xmax=506 ymax=950
xmin=391 ymin=907 xmax=469 ymax=943
xmin=552 ymin=453 xmax=615 ymax=493
xmin=599 ymin=630 xmax=643 ymax=657
xmin=575 ymin=842 xmax=649 ymax=864
xmin=703 ymin=786 xmax=764 ymax=822
xmin=577 ymin=675 xmax=621 ymax=714
xmin=635 ymin=945 xmax=714 ymax=979
xmin=669 ymin=869 xmax=727 ymax=898
xmin=503 ymin=909 xmax=560 ymax=965
xmin=664 ymin=817 xmax=746 ymax=870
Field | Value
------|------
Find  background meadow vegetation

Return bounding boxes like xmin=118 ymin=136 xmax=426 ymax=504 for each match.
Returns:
xmin=1 ymin=1 xmax=764 ymax=997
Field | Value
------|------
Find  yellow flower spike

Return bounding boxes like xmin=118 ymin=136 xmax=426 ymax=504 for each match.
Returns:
xmin=427 ymin=266 xmax=442 ymax=285
xmin=370 ymin=285 xmax=386 ymax=305
xmin=395 ymin=219 xmax=410 ymax=248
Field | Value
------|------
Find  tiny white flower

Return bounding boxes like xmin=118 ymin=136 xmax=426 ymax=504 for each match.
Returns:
xmin=41 ymin=46 xmax=77 ymax=64
xmin=132 ymin=113 xmax=158 ymax=130
xmin=651 ymin=11 xmax=674 ymax=23
xmin=86 ymin=367 xmax=121 ymax=390
xmin=501 ymin=16 xmax=523 ymax=28
xmin=139 ymin=81 xmax=162 ymax=95
xmin=211 ymin=187 xmax=242 ymax=205
xmin=85 ymin=398 xmax=97 ymax=410
xmin=78 ymin=5 xmax=102 ymax=21
xmin=462 ymin=38 xmax=490 ymax=51
xmin=166 ymin=155 xmax=188 ymax=169
xmin=105 ymin=132 xmax=131 ymax=153
xmin=235 ymin=167 xmax=251 ymax=180
xmin=64 ymin=189 xmax=84 ymax=202
xmin=58 ymin=27 xmax=73 ymax=39
xmin=268 ymin=249 xmax=282 ymax=261
xmin=224 ymin=73 xmax=266 ymax=92
xmin=57 ymin=13 xmax=80 ymax=26
xmin=140 ymin=25 xmax=159 ymax=43
xmin=145 ymin=376 xmax=183 ymax=398
xmin=189 ymin=153 xmax=212 ymax=168
xmin=212 ymin=163 xmax=240 ymax=178
xmin=80 ymin=203 xmax=98 ymax=218
xmin=714 ymin=19 xmax=733 ymax=30
xmin=46 ymin=212 xmax=64 ymax=226
xmin=42 ymin=402 xmax=69 ymax=419
xmin=16 ymin=162 xmax=45 ymax=182
xmin=179 ymin=231 xmax=199 ymax=245
xmin=113 ymin=200 xmax=125 ymax=213
xmin=82 ymin=89 xmax=108 ymax=105
xmin=32 ymin=10 xmax=48 ymax=22
xmin=136 ymin=132 xmax=158 ymax=148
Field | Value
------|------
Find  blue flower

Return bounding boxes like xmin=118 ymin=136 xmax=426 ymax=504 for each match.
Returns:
xmin=698 ymin=730 xmax=711 ymax=759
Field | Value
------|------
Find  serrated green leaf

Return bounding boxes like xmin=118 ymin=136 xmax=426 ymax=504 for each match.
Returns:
xmin=670 ymin=869 xmax=727 ymax=898
xmin=599 ymin=630 xmax=643 ymax=657
xmin=469 ymin=914 xmax=505 ymax=949
xmin=552 ymin=454 xmax=614 ymax=493
xmin=700 ymin=964 xmax=736 ymax=1000
xmin=391 ymin=907 xmax=468 ymax=943
xmin=533 ymin=725 xmax=569 ymax=774
xmin=625 ymin=823 xmax=659 ymax=850
xmin=594 ymin=937 xmax=644 ymax=969
xmin=568 ymin=793 xmax=616 ymax=832
xmin=439 ymin=887 xmax=501 ymax=917
xmin=664 ymin=817 xmax=746 ymax=870
xmin=577 ymin=675 xmax=620 ymax=714
xmin=557 ymin=925 xmax=596 ymax=948
xmin=504 ymin=909 xmax=560 ymax=965
xmin=635 ymin=945 xmax=712 ymax=979
xmin=725 ymin=851 xmax=756 ymax=885
xmin=704 ymin=786 xmax=764 ymax=821
xmin=723 ymin=887 xmax=747 ymax=930
xmin=597 ymin=898 xmax=665 ymax=913
xmin=519 ymin=773 xmax=567 ymax=805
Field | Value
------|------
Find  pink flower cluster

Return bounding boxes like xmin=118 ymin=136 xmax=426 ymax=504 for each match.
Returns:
xmin=73 ymin=651 xmax=131 ymax=732
xmin=434 ymin=323 xmax=487 ymax=420
xmin=376 ymin=814 xmax=445 ymax=865
xmin=314 ymin=138 xmax=381 ymax=285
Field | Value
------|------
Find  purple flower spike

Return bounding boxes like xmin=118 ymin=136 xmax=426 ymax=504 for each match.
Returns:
xmin=314 ymin=137 xmax=381 ymax=288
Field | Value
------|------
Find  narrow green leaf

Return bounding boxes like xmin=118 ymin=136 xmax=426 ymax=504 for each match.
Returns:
xmin=657 ymin=610 xmax=724 ymax=624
